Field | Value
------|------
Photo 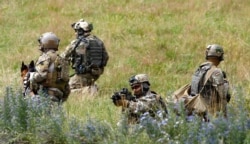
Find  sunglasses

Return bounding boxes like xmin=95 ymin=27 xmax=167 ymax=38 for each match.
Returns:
xmin=131 ymin=85 xmax=141 ymax=90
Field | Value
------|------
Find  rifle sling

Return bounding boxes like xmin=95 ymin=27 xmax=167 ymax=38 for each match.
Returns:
xmin=198 ymin=65 xmax=216 ymax=94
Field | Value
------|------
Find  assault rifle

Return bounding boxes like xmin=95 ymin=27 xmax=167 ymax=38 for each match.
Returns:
xmin=111 ymin=88 xmax=136 ymax=104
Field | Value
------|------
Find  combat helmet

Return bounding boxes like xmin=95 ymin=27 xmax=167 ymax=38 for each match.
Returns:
xmin=206 ymin=44 xmax=224 ymax=61
xmin=38 ymin=32 xmax=60 ymax=51
xmin=71 ymin=19 xmax=93 ymax=35
xmin=129 ymin=74 xmax=150 ymax=92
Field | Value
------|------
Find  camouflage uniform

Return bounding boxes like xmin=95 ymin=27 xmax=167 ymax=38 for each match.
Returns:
xmin=61 ymin=19 xmax=109 ymax=92
xmin=112 ymin=74 xmax=167 ymax=125
xmin=190 ymin=44 xmax=230 ymax=118
xmin=125 ymin=91 xmax=167 ymax=124
xmin=30 ymin=50 xmax=70 ymax=102
xmin=61 ymin=35 xmax=108 ymax=89
xmin=199 ymin=62 xmax=229 ymax=117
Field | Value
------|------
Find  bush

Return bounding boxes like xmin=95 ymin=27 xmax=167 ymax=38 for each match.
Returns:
xmin=0 ymin=86 xmax=250 ymax=143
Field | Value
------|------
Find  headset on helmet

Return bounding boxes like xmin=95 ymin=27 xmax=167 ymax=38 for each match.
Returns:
xmin=38 ymin=32 xmax=60 ymax=50
xmin=205 ymin=44 xmax=224 ymax=61
xmin=71 ymin=19 xmax=93 ymax=32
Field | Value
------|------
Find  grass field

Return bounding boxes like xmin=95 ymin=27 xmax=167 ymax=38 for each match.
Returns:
xmin=0 ymin=0 xmax=250 ymax=143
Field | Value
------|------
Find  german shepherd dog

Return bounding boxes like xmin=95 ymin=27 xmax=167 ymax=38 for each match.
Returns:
xmin=21 ymin=60 xmax=38 ymax=97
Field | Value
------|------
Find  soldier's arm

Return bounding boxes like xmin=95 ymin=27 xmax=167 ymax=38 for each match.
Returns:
xmin=30 ymin=55 xmax=51 ymax=83
xmin=127 ymin=95 xmax=157 ymax=114
xmin=212 ymin=69 xmax=225 ymax=100
xmin=60 ymin=40 xmax=76 ymax=60
xmin=222 ymin=71 xmax=231 ymax=102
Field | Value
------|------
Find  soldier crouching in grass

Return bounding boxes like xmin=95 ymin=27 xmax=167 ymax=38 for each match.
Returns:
xmin=61 ymin=19 xmax=109 ymax=95
xmin=111 ymin=74 xmax=168 ymax=127
xmin=23 ymin=32 xmax=70 ymax=104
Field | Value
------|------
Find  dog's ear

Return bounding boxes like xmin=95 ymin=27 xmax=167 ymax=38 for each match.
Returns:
xmin=29 ymin=60 xmax=36 ymax=72
xmin=21 ymin=61 xmax=28 ymax=71
xmin=30 ymin=60 xmax=35 ymax=67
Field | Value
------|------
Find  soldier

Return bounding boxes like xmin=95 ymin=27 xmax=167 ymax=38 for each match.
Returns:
xmin=61 ymin=19 xmax=109 ymax=94
xmin=111 ymin=74 xmax=168 ymax=125
xmin=189 ymin=44 xmax=230 ymax=120
xmin=24 ymin=32 xmax=70 ymax=103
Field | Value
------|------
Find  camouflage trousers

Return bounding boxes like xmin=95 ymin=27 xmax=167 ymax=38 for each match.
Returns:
xmin=39 ymin=86 xmax=70 ymax=103
xmin=69 ymin=71 xmax=102 ymax=89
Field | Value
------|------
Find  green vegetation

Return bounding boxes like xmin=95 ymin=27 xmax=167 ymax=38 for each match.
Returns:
xmin=0 ymin=0 xmax=250 ymax=143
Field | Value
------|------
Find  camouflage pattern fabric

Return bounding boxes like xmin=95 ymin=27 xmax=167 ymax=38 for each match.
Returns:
xmin=198 ymin=63 xmax=229 ymax=117
xmin=124 ymin=91 xmax=167 ymax=124
xmin=61 ymin=34 xmax=109 ymax=90
xmin=68 ymin=72 xmax=101 ymax=90
xmin=30 ymin=50 xmax=70 ymax=102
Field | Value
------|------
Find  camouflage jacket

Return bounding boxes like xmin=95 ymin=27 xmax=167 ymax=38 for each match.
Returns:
xmin=124 ymin=91 xmax=167 ymax=124
xmin=199 ymin=62 xmax=230 ymax=115
xmin=29 ymin=50 xmax=68 ymax=91
xmin=30 ymin=50 xmax=57 ymax=83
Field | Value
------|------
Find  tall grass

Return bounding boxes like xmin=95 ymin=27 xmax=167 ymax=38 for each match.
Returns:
xmin=0 ymin=87 xmax=250 ymax=143
xmin=0 ymin=0 xmax=250 ymax=143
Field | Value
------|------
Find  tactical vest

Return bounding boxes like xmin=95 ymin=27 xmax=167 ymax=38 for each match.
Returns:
xmin=74 ymin=36 xmax=105 ymax=74
xmin=190 ymin=62 xmax=212 ymax=96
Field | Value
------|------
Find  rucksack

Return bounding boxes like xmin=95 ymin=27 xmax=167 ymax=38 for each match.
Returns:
xmin=190 ymin=62 xmax=212 ymax=96
xmin=73 ymin=36 xmax=107 ymax=74
xmin=54 ymin=55 xmax=70 ymax=83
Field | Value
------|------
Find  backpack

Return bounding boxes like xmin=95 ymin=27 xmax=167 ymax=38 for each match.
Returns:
xmin=73 ymin=36 xmax=107 ymax=74
xmin=190 ymin=62 xmax=212 ymax=96
xmin=54 ymin=55 xmax=70 ymax=83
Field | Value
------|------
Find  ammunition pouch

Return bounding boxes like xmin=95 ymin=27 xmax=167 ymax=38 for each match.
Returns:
xmin=75 ymin=64 xmax=87 ymax=74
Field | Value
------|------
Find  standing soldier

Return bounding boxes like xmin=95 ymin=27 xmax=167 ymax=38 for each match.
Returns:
xmin=111 ymin=74 xmax=168 ymax=125
xmin=189 ymin=44 xmax=231 ymax=120
xmin=61 ymin=19 xmax=109 ymax=94
xmin=24 ymin=32 xmax=70 ymax=103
